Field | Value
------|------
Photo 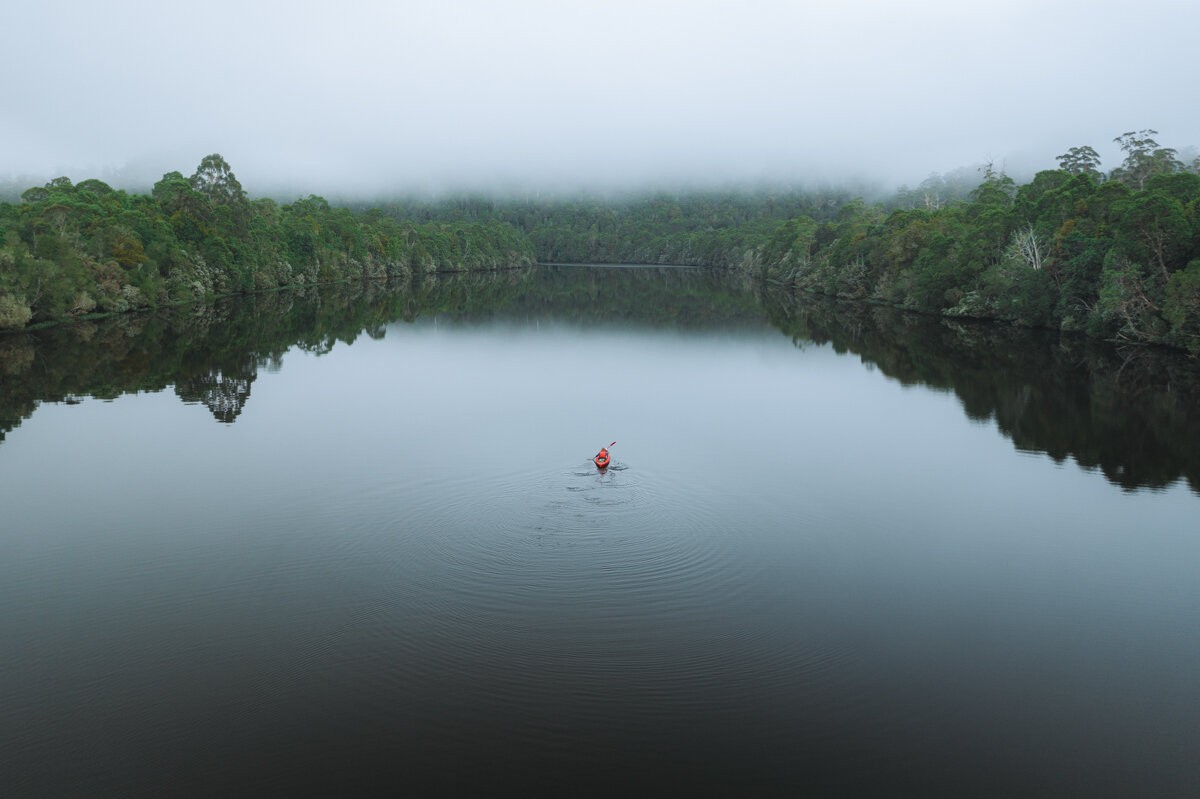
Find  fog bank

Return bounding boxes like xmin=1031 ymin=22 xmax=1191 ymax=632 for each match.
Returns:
xmin=3 ymin=1 xmax=1197 ymax=196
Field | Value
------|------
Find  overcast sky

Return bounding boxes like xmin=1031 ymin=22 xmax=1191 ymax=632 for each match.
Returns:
xmin=3 ymin=0 xmax=1197 ymax=196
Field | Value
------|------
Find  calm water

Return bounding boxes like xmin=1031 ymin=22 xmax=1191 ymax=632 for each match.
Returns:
xmin=1 ymin=266 xmax=1198 ymax=797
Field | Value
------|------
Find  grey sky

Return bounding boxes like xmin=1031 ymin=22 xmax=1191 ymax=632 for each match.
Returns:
xmin=4 ymin=0 xmax=1197 ymax=196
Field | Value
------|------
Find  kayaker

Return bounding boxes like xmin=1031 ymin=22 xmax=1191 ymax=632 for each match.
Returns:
xmin=594 ymin=441 xmax=615 ymax=469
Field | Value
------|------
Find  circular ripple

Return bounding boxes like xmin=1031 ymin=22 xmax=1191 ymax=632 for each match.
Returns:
xmin=318 ymin=458 xmax=861 ymax=745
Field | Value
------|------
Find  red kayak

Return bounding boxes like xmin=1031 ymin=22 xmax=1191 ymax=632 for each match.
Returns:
xmin=594 ymin=442 xmax=614 ymax=469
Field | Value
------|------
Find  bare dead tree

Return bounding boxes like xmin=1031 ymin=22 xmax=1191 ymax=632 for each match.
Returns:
xmin=1009 ymin=224 xmax=1046 ymax=271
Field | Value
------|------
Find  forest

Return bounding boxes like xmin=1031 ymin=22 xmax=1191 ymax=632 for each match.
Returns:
xmin=374 ymin=131 xmax=1200 ymax=354
xmin=2 ymin=131 xmax=1198 ymax=353
xmin=0 ymin=154 xmax=534 ymax=331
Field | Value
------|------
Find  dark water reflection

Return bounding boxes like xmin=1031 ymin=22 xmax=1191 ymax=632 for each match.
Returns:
xmin=0 ymin=269 xmax=532 ymax=432
xmin=757 ymin=287 xmax=1200 ymax=494
xmin=1 ymin=266 xmax=1198 ymax=798
xmin=2 ymin=266 xmax=1198 ymax=493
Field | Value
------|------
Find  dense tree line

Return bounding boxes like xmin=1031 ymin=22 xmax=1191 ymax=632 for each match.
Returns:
xmin=376 ymin=131 xmax=1200 ymax=353
xmin=755 ymin=131 xmax=1200 ymax=353
xmin=369 ymin=190 xmax=857 ymax=268
xmin=5 ymin=133 xmax=1199 ymax=353
xmin=0 ymin=154 xmax=535 ymax=331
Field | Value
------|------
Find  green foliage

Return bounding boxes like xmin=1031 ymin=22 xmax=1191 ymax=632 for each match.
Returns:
xmin=368 ymin=190 xmax=843 ymax=271
xmin=1093 ymin=252 xmax=1167 ymax=342
xmin=0 ymin=292 xmax=31 ymax=330
xmin=1109 ymin=191 xmax=1191 ymax=278
xmin=1110 ymin=129 xmax=1184 ymax=190
xmin=0 ymin=156 xmax=534 ymax=329
xmin=1164 ymin=260 xmax=1200 ymax=353
xmin=739 ymin=134 xmax=1199 ymax=350
xmin=1056 ymin=145 xmax=1103 ymax=178
xmin=3 ymin=134 xmax=1198 ymax=352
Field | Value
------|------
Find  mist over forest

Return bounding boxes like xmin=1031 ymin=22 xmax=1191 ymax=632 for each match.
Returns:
xmin=3 ymin=1 xmax=1198 ymax=199
xmin=3 ymin=2 xmax=1199 ymax=354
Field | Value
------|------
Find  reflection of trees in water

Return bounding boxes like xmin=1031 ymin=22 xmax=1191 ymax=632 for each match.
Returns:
xmin=1 ymin=267 xmax=1198 ymax=493
xmin=489 ymin=265 xmax=764 ymax=329
xmin=0 ymin=271 xmax=534 ymax=445
xmin=0 ymin=336 xmax=38 ymax=442
xmin=757 ymin=286 xmax=1200 ymax=494
xmin=174 ymin=361 xmax=257 ymax=423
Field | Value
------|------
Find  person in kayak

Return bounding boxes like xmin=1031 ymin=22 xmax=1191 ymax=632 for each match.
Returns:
xmin=594 ymin=442 xmax=614 ymax=468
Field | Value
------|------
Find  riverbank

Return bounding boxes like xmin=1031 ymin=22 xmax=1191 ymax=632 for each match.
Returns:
xmin=0 ymin=155 xmax=534 ymax=332
xmin=4 ymin=150 xmax=1198 ymax=353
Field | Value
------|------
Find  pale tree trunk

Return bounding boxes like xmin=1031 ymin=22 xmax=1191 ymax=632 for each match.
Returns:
xmin=1011 ymin=224 xmax=1045 ymax=271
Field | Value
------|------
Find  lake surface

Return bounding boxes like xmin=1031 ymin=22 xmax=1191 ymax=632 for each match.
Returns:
xmin=1 ymin=266 xmax=1198 ymax=797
